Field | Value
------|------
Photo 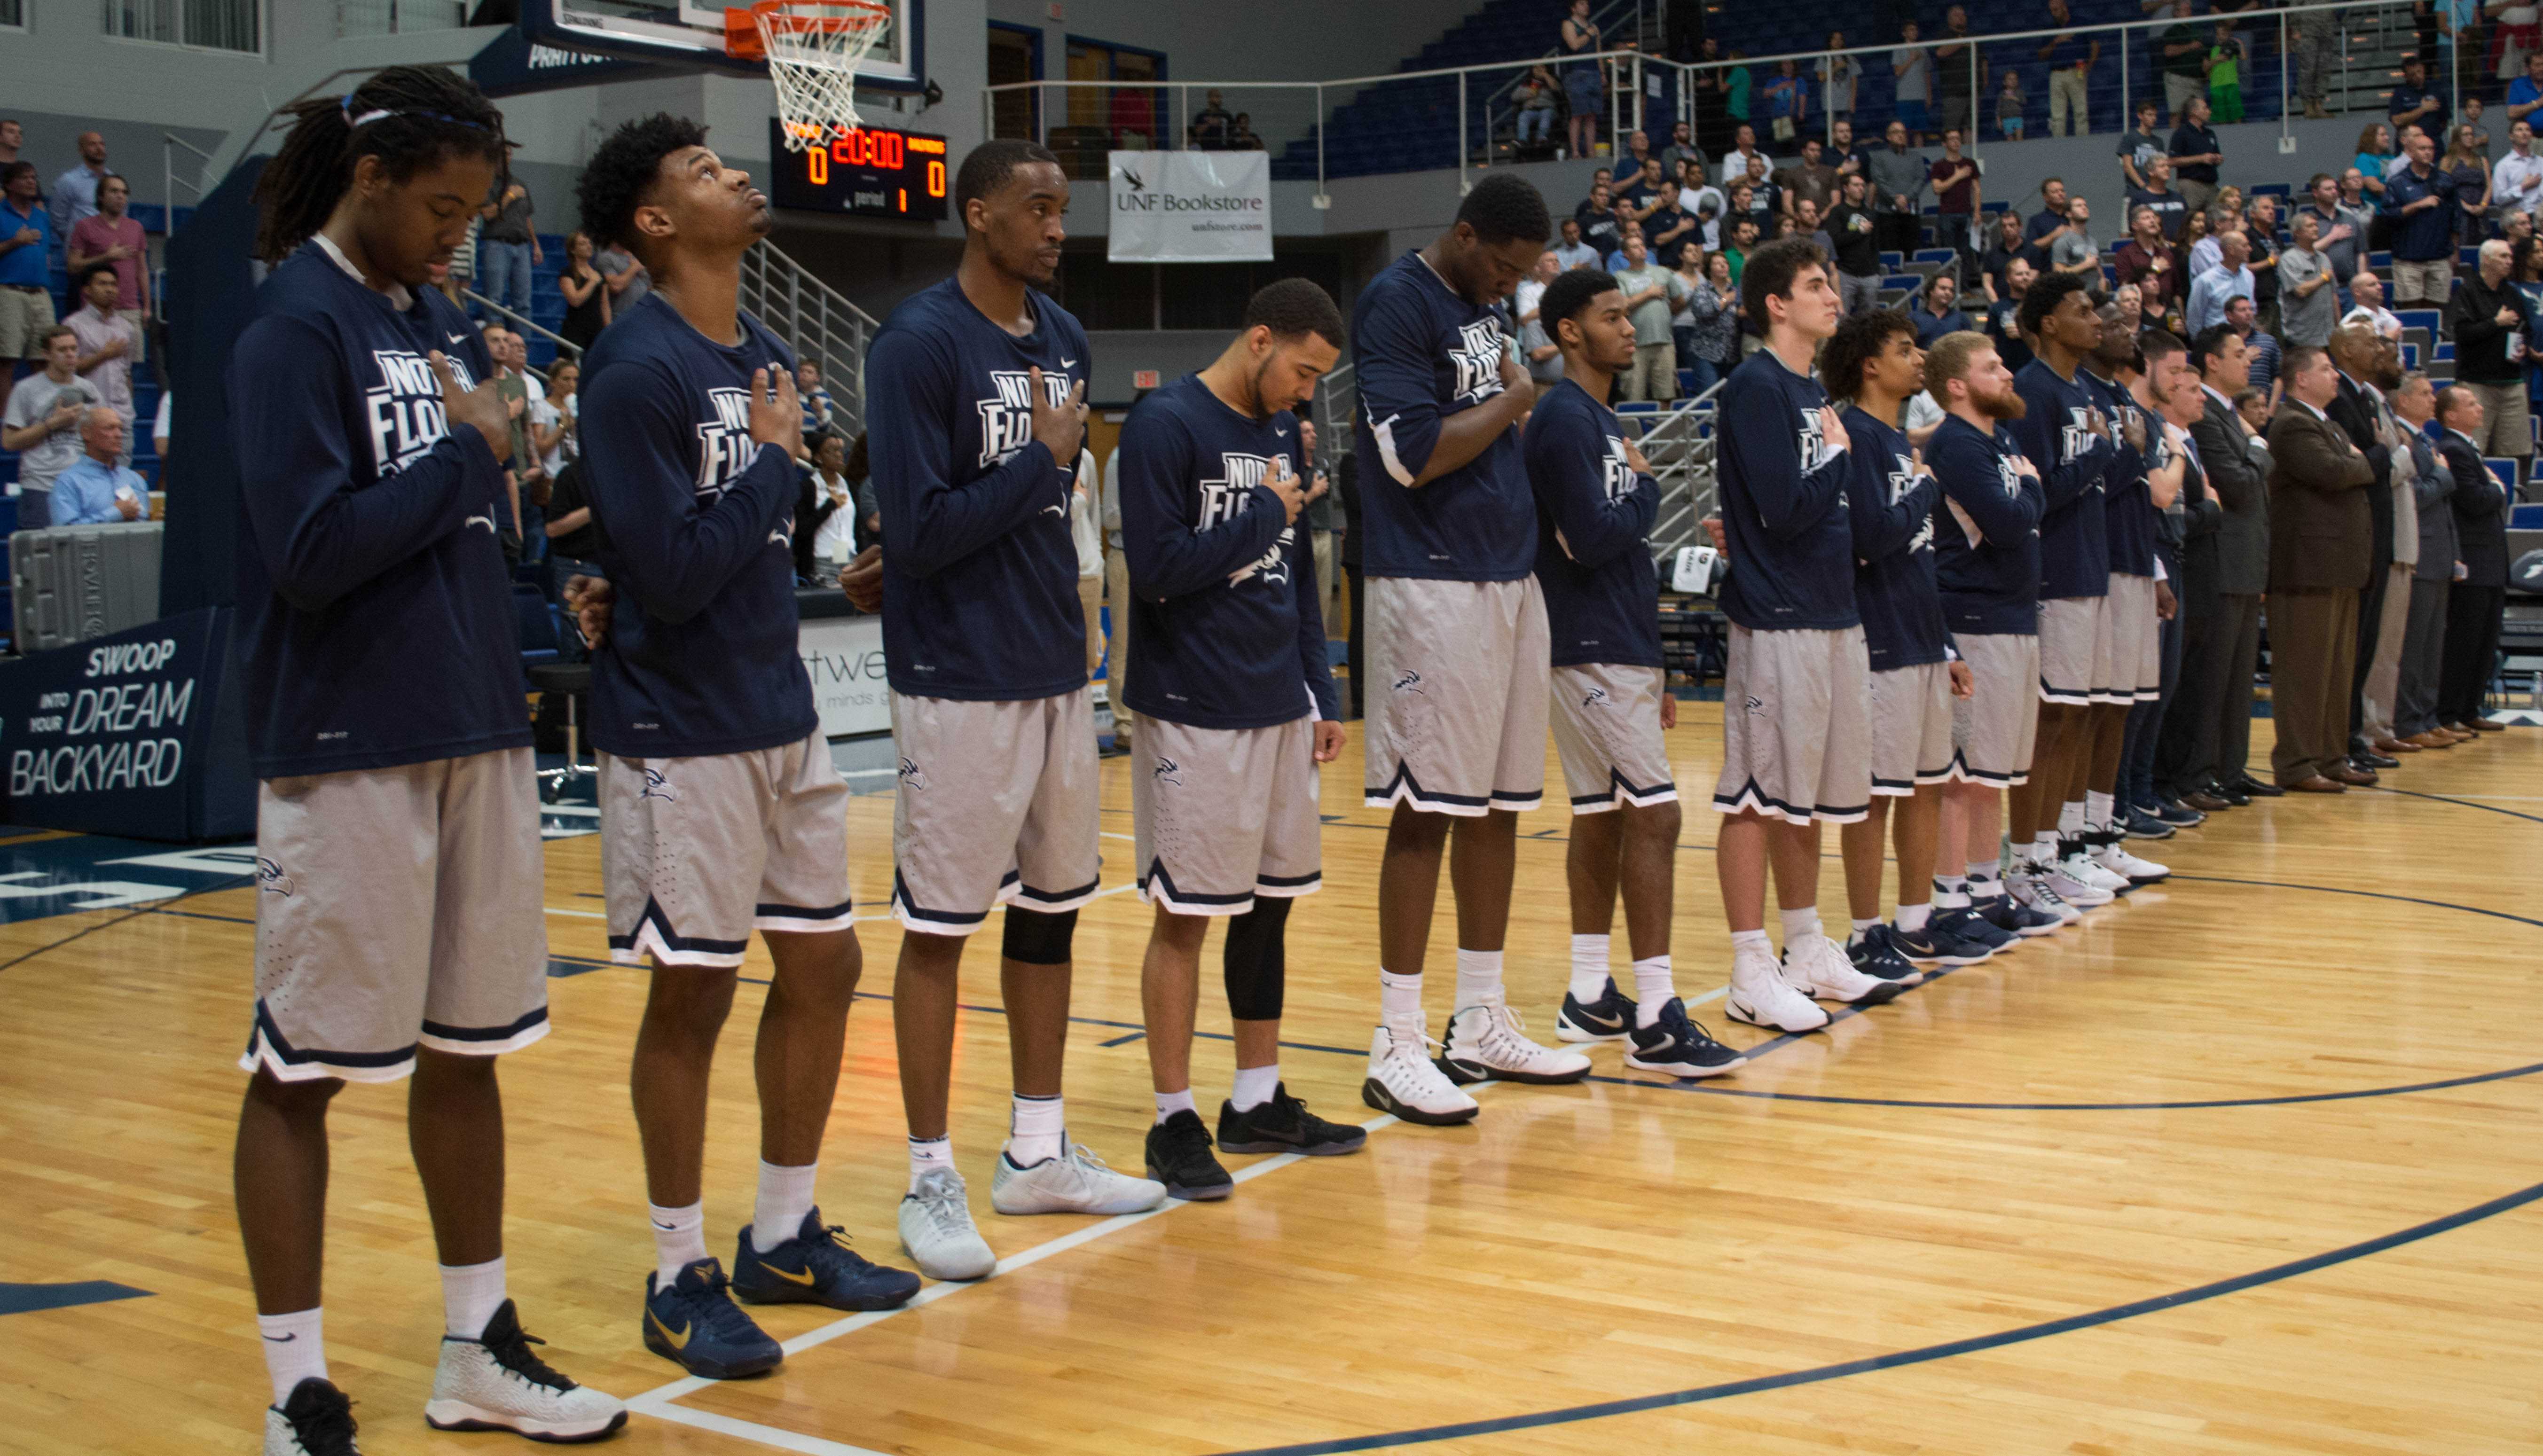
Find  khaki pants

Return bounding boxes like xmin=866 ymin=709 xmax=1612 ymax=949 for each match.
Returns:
xmin=0 ymin=286 xmax=55 ymax=358
xmin=1621 ymin=341 xmax=1677 ymax=402
xmin=2268 ymin=587 xmax=2361 ymax=784
xmin=2392 ymin=257 xmax=2455 ymax=307
xmin=1311 ymin=529 xmax=1340 ymax=635
xmin=2360 ymin=561 xmax=2415 ymax=743
xmin=2048 ymin=67 xmax=2088 ymax=136
xmin=1103 ymin=544 xmax=1133 ymax=741
xmin=1077 ymin=572 xmax=1104 ymax=679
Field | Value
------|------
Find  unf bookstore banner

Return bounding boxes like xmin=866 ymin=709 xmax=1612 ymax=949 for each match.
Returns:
xmin=1107 ymin=151 xmax=1272 ymax=263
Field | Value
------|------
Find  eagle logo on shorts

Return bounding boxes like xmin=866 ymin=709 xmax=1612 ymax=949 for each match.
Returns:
xmin=896 ymin=757 xmax=929 ymax=790
xmin=1582 ymin=686 xmax=1610 ymax=708
xmin=1154 ymin=756 xmax=1184 ymax=786
xmin=640 ymin=769 xmax=677 ymax=802
xmin=1393 ymin=670 xmax=1426 ymax=694
xmin=255 ymin=858 xmax=295 ymax=897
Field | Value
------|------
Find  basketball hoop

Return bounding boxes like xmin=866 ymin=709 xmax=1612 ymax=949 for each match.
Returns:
xmin=726 ymin=0 xmax=891 ymax=150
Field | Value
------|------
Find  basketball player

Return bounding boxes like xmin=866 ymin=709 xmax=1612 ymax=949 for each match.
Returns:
xmin=1922 ymin=330 xmax=2058 ymax=939
xmin=1525 ymin=268 xmax=1740 ymax=1078
xmin=2004 ymin=273 xmax=2125 ymax=918
xmin=1812 ymin=311 xmax=2005 ymax=978
xmin=865 ymin=140 xmax=1165 ymax=1279
xmin=1711 ymin=236 xmax=1899 ymax=1032
xmin=574 ymin=115 xmax=918 ymax=1381
xmin=1352 ymin=173 xmax=1588 ymax=1125
xmin=1114 ymin=280 xmax=1369 ymax=1201
xmin=2074 ymin=309 xmax=2179 ymax=885
xmin=228 ymin=66 xmax=624 ymax=1452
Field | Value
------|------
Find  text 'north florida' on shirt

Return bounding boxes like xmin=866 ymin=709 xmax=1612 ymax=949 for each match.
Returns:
xmin=1115 ymin=374 xmax=1339 ymax=730
xmin=1350 ymin=250 xmax=1537 ymax=580
xmin=1841 ymin=403 xmax=1948 ymax=669
xmin=866 ymin=276 xmax=1091 ymax=701
xmin=2012 ymin=357 xmax=2116 ymax=600
xmin=1523 ymin=376 xmax=1662 ymax=668
xmin=229 ymin=240 xmax=526 ymax=779
xmin=1928 ymin=412 xmax=2047 ymax=636
xmin=577 ymin=292 xmax=816 ymax=759
xmin=1715 ymin=347 xmax=1860 ymax=631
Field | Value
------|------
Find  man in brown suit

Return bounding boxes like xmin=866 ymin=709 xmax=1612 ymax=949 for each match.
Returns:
xmin=2265 ymin=345 xmax=2379 ymax=791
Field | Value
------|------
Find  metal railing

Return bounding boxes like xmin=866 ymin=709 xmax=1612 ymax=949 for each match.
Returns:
xmin=741 ymin=240 xmax=881 ymax=439
xmin=987 ymin=0 xmax=2438 ymax=197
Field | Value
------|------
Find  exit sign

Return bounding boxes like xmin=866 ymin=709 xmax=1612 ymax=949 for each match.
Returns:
xmin=1133 ymin=369 xmax=1160 ymax=389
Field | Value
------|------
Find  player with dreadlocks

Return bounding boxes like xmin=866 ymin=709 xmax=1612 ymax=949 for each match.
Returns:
xmin=228 ymin=63 xmax=626 ymax=1453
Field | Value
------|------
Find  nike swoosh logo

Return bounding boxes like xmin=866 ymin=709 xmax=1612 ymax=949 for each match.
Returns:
xmin=1059 ymin=357 xmax=1078 ymax=368
xmin=651 ymin=1221 xmax=678 ymax=1230
xmin=262 ymin=1333 xmax=298 ymax=1342
xmin=1574 ymin=1008 xmax=1624 ymax=1029
xmin=648 ymin=1309 xmax=691 ymax=1349
xmin=763 ymin=1263 xmax=818 ymax=1287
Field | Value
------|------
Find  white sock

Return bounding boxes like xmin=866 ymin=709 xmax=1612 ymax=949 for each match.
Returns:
xmin=1230 ymin=1064 xmax=1279 ymax=1111
xmin=1630 ymin=955 xmax=1674 ymax=1025
xmin=750 ymin=1161 xmax=819 ymax=1252
xmin=1452 ymin=947 xmax=1504 ymax=1010
xmin=2058 ymin=800 xmax=2086 ymax=837
xmin=439 ymin=1256 xmax=506 ymax=1339
xmin=1895 ymin=902 xmax=1932 ymax=932
xmin=1778 ymin=906 xmax=1821 ymax=947
xmin=1006 ymin=1093 xmax=1065 ymax=1167
xmin=1378 ymin=968 xmax=1422 ymax=1022
xmin=1729 ymin=928 xmax=1773 ymax=959
xmin=907 ymin=1135 xmax=953 ymax=1193
xmin=2032 ymin=832 xmax=2060 ymax=865
xmin=1966 ymin=857 xmax=2002 ymax=893
xmin=1153 ymin=1088 xmax=1198 ymax=1124
xmin=257 ymin=1307 xmax=329 ymax=1406
xmin=1568 ymin=933 xmax=1612 ymax=1002
xmin=2086 ymin=790 xmax=2114 ymax=831
xmin=1848 ymin=916 xmax=1881 ymax=941
xmin=649 ymin=1201 xmax=708 ymax=1287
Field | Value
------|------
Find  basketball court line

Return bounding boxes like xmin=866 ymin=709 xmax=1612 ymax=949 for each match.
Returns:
xmin=622 ymin=1093 xmax=1489 ymax=1451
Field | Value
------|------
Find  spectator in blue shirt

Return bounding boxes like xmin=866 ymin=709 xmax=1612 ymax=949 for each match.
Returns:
xmin=49 ymin=408 xmax=148 ymax=525
xmin=2384 ymin=128 xmax=2462 ymax=306
xmin=1914 ymin=272 xmax=1972 ymax=344
xmin=0 ymin=161 xmax=57 ymax=364
xmin=2509 ymin=51 xmax=2543 ymax=131
xmin=2388 ymin=56 xmax=2446 ymax=144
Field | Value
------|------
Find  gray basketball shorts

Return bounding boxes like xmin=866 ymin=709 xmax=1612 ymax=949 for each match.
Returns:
xmin=243 ymin=748 xmax=549 ymax=1083
xmin=602 ymin=731 xmax=853 ymax=969
xmin=2036 ymin=594 xmax=2111 ymax=705
xmin=1363 ymin=575 xmax=1550 ymax=815
xmin=890 ymin=688 xmax=1101 ymax=936
xmin=1712 ymin=624 xmax=1873 ymax=825
xmin=1868 ymin=659 xmax=1957 ymax=796
xmin=1549 ymin=662 xmax=1676 ymax=813
xmin=1132 ymin=713 xmax=1322 ymax=916
xmin=1949 ymin=632 xmax=2043 ymax=786
xmin=2107 ymin=571 xmax=2163 ymax=702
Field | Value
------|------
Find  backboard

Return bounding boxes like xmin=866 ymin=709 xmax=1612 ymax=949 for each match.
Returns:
xmin=517 ymin=0 xmax=921 ymax=87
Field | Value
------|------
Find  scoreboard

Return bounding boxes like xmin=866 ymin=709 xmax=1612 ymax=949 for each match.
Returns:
xmin=767 ymin=120 xmax=950 ymax=220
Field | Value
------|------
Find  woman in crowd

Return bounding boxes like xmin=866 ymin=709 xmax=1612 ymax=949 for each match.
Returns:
xmin=1515 ymin=65 xmax=1560 ymax=152
xmin=2355 ymin=121 xmax=2394 ymax=198
xmin=556 ymin=229 xmax=609 ymax=353
xmin=531 ymin=357 xmax=578 ymax=485
xmin=2444 ymin=123 xmax=2493 ymax=243
xmin=1679 ymin=249 xmax=1740 ymax=394
xmin=1817 ymin=31 xmax=1860 ymax=129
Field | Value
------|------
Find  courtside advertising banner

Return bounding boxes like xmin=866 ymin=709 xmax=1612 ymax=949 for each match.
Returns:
xmin=1107 ymin=150 xmax=1272 ymax=263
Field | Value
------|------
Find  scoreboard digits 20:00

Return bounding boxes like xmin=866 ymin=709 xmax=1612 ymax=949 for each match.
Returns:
xmin=767 ymin=119 xmax=950 ymax=220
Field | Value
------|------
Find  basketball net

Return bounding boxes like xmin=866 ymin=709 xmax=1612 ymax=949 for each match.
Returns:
xmin=728 ymin=0 xmax=891 ymax=151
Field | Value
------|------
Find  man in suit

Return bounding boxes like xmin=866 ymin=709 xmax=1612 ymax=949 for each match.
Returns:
xmin=2323 ymin=325 xmax=2399 ymax=779
xmin=2265 ymin=345 xmax=2379 ymax=792
xmin=2436 ymin=385 xmax=2516 ymax=736
xmin=2158 ymin=324 xmax=2270 ymax=811
xmin=2394 ymin=373 xmax=2465 ymax=750
xmin=2356 ymin=333 xmax=2423 ymax=759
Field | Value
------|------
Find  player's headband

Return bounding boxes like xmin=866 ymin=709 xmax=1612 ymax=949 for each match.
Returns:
xmin=340 ymin=93 xmax=494 ymax=132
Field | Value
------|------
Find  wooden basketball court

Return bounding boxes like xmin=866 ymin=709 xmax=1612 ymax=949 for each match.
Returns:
xmin=4 ymin=712 xmax=2539 ymax=1454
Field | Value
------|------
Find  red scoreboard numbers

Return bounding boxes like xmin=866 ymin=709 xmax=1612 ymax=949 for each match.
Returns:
xmin=770 ymin=120 xmax=949 ymax=220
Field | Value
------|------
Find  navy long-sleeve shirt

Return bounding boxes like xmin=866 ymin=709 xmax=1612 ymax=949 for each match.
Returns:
xmin=2012 ymin=357 xmax=2116 ymax=600
xmin=2088 ymin=370 xmax=2160 ymax=577
xmin=229 ymin=241 xmax=527 ymax=778
xmin=1115 ymin=375 xmax=1338 ymax=728
xmin=2382 ymin=163 xmax=2459 ymax=262
xmin=1929 ymin=412 xmax=2046 ymax=635
xmin=866 ymin=277 xmax=1091 ymax=702
xmin=1350 ymin=250 xmax=1537 ymax=580
xmin=1842 ymin=403 xmax=1948 ymax=669
xmin=575 ymin=293 xmax=815 ymax=758
xmin=1715 ymin=346 xmax=1860 ymax=630
xmin=1524 ymin=378 xmax=1663 ymax=668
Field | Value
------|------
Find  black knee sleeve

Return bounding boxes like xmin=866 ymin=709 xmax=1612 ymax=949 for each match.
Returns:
xmin=1001 ymin=908 xmax=1078 ymax=965
xmin=1220 ymin=898 xmax=1290 ymax=1021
